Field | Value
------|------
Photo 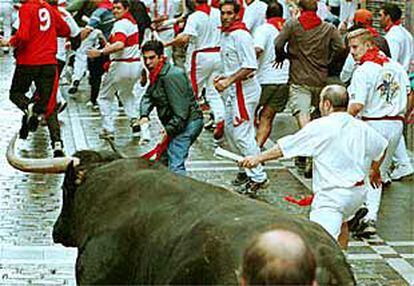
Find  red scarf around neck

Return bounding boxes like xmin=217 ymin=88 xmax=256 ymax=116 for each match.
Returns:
xmin=267 ymin=17 xmax=285 ymax=31
xmin=195 ymin=3 xmax=211 ymax=15
xmin=149 ymin=57 xmax=166 ymax=86
xmin=385 ymin=19 xmax=401 ymax=32
xmin=298 ymin=11 xmax=322 ymax=31
xmin=360 ymin=47 xmax=389 ymax=66
xmin=366 ymin=26 xmax=379 ymax=37
xmin=221 ymin=21 xmax=250 ymax=34
xmin=121 ymin=11 xmax=137 ymax=24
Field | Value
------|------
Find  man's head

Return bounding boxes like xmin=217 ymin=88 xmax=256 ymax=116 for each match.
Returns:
xmin=113 ymin=0 xmax=130 ymax=20
xmin=242 ymin=230 xmax=317 ymax=286
xmin=141 ymin=40 xmax=164 ymax=71
xmin=319 ymin=84 xmax=349 ymax=116
xmin=220 ymin=0 xmax=241 ymax=29
xmin=266 ymin=2 xmax=283 ymax=19
xmin=298 ymin=0 xmax=318 ymax=12
xmin=380 ymin=4 xmax=402 ymax=28
xmin=347 ymin=29 xmax=375 ymax=62
xmin=353 ymin=9 xmax=373 ymax=28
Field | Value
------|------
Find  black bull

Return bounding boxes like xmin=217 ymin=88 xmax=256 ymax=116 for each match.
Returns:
xmin=53 ymin=150 xmax=355 ymax=285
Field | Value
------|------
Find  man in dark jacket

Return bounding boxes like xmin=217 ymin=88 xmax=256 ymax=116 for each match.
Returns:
xmin=139 ymin=40 xmax=204 ymax=175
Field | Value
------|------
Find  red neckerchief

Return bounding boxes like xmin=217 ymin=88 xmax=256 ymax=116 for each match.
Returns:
xmin=267 ymin=17 xmax=285 ymax=31
xmin=149 ymin=57 xmax=166 ymax=86
xmin=96 ymin=0 xmax=113 ymax=10
xmin=120 ymin=11 xmax=136 ymax=24
xmin=221 ymin=21 xmax=250 ymax=34
xmin=195 ymin=3 xmax=211 ymax=15
xmin=360 ymin=47 xmax=389 ymax=66
xmin=384 ymin=20 xmax=401 ymax=32
xmin=366 ymin=26 xmax=379 ymax=37
xmin=298 ymin=11 xmax=322 ymax=31
xmin=211 ymin=0 xmax=220 ymax=8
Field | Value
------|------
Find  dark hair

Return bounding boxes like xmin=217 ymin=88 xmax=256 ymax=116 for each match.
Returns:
xmin=381 ymin=3 xmax=402 ymax=22
xmin=220 ymin=0 xmax=241 ymax=14
xmin=242 ymin=231 xmax=316 ymax=285
xmin=113 ymin=0 xmax=130 ymax=9
xmin=195 ymin=0 xmax=208 ymax=4
xmin=266 ymin=2 xmax=283 ymax=19
xmin=141 ymin=40 xmax=164 ymax=56
xmin=299 ymin=0 xmax=317 ymax=12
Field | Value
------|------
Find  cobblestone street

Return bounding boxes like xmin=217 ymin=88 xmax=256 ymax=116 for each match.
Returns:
xmin=0 ymin=52 xmax=413 ymax=285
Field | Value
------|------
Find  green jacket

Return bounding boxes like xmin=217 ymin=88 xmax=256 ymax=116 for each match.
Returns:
xmin=140 ymin=62 xmax=203 ymax=137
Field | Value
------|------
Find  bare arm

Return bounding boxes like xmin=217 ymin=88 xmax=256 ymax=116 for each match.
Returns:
xmin=369 ymin=149 xmax=386 ymax=188
xmin=165 ymin=33 xmax=191 ymax=48
xmin=214 ymin=68 xmax=255 ymax=92
xmin=87 ymin=41 xmax=125 ymax=58
xmin=239 ymin=144 xmax=284 ymax=168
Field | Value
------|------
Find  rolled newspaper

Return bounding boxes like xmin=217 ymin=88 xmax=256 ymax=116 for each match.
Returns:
xmin=214 ymin=147 xmax=243 ymax=162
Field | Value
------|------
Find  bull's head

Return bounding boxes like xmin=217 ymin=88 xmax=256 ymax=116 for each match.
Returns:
xmin=6 ymin=134 xmax=122 ymax=246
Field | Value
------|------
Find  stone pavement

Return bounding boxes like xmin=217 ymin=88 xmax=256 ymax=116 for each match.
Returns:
xmin=0 ymin=52 xmax=414 ymax=285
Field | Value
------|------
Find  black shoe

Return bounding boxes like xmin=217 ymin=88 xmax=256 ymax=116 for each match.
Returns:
xmin=354 ymin=220 xmax=376 ymax=238
xmin=68 ymin=80 xmax=80 ymax=94
xmin=26 ymin=103 xmax=39 ymax=132
xmin=19 ymin=114 xmax=29 ymax=139
xmin=348 ymin=207 xmax=368 ymax=232
xmin=53 ymin=141 xmax=65 ymax=158
xmin=295 ymin=156 xmax=306 ymax=171
xmin=131 ymin=119 xmax=141 ymax=137
xmin=236 ymin=179 xmax=269 ymax=198
xmin=304 ymin=157 xmax=313 ymax=179
xmin=232 ymin=172 xmax=249 ymax=186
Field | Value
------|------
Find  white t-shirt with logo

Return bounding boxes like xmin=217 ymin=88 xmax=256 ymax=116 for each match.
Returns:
xmin=278 ymin=112 xmax=388 ymax=192
xmin=253 ymin=23 xmax=289 ymax=85
xmin=348 ymin=60 xmax=410 ymax=118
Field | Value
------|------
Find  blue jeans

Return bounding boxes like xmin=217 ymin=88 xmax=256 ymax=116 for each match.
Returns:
xmin=166 ymin=118 xmax=203 ymax=175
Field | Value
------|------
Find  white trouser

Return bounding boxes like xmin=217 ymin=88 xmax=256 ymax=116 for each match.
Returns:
xmin=392 ymin=136 xmax=413 ymax=168
xmin=364 ymin=120 xmax=403 ymax=222
xmin=0 ymin=1 xmax=13 ymax=43
xmin=191 ymin=52 xmax=225 ymax=123
xmin=310 ymin=186 xmax=367 ymax=240
xmin=224 ymin=79 xmax=267 ymax=183
xmin=72 ymin=30 xmax=100 ymax=82
xmin=98 ymin=61 xmax=142 ymax=133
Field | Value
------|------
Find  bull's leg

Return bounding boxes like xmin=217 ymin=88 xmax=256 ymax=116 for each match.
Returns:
xmin=76 ymin=232 xmax=129 ymax=285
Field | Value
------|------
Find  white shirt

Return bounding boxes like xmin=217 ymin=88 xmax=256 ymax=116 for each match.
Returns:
xmin=339 ymin=0 xmax=356 ymax=24
xmin=278 ymin=112 xmax=388 ymax=192
xmin=253 ymin=23 xmax=289 ymax=84
xmin=182 ymin=8 xmax=221 ymax=51
xmin=348 ymin=60 xmax=410 ymax=118
xmin=242 ymin=0 xmax=267 ymax=34
xmin=385 ymin=24 xmax=414 ymax=72
xmin=57 ymin=7 xmax=80 ymax=61
xmin=317 ymin=0 xmax=329 ymax=20
xmin=220 ymin=29 xmax=258 ymax=77
xmin=109 ymin=18 xmax=140 ymax=61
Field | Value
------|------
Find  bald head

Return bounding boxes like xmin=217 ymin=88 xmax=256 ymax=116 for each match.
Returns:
xmin=242 ymin=230 xmax=316 ymax=285
xmin=320 ymin=85 xmax=349 ymax=114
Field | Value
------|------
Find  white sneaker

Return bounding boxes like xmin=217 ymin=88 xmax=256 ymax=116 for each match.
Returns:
xmin=390 ymin=164 xmax=414 ymax=181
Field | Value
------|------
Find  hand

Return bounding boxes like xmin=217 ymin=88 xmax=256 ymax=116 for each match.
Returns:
xmin=369 ymin=168 xmax=382 ymax=189
xmin=87 ymin=48 xmax=102 ymax=58
xmin=0 ymin=38 xmax=9 ymax=47
xmin=80 ymin=27 xmax=93 ymax=40
xmin=272 ymin=59 xmax=284 ymax=69
xmin=64 ymin=41 xmax=72 ymax=50
xmin=238 ymin=156 xmax=261 ymax=169
xmin=214 ymin=76 xmax=230 ymax=92
xmin=139 ymin=117 xmax=150 ymax=126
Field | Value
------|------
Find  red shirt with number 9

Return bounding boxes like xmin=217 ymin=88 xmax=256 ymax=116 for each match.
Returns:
xmin=10 ymin=0 xmax=70 ymax=65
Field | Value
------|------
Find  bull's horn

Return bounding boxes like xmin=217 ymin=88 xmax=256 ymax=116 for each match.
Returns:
xmin=6 ymin=133 xmax=80 ymax=174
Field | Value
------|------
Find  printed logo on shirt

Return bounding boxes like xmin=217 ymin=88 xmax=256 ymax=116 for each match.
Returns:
xmin=376 ymin=72 xmax=401 ymax=104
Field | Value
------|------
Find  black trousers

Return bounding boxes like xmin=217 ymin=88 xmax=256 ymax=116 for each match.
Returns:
xmin=9 ymin=64 xmax=62 ymax=145
xmin=87 ymin=55 xmax=106 ymax=105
